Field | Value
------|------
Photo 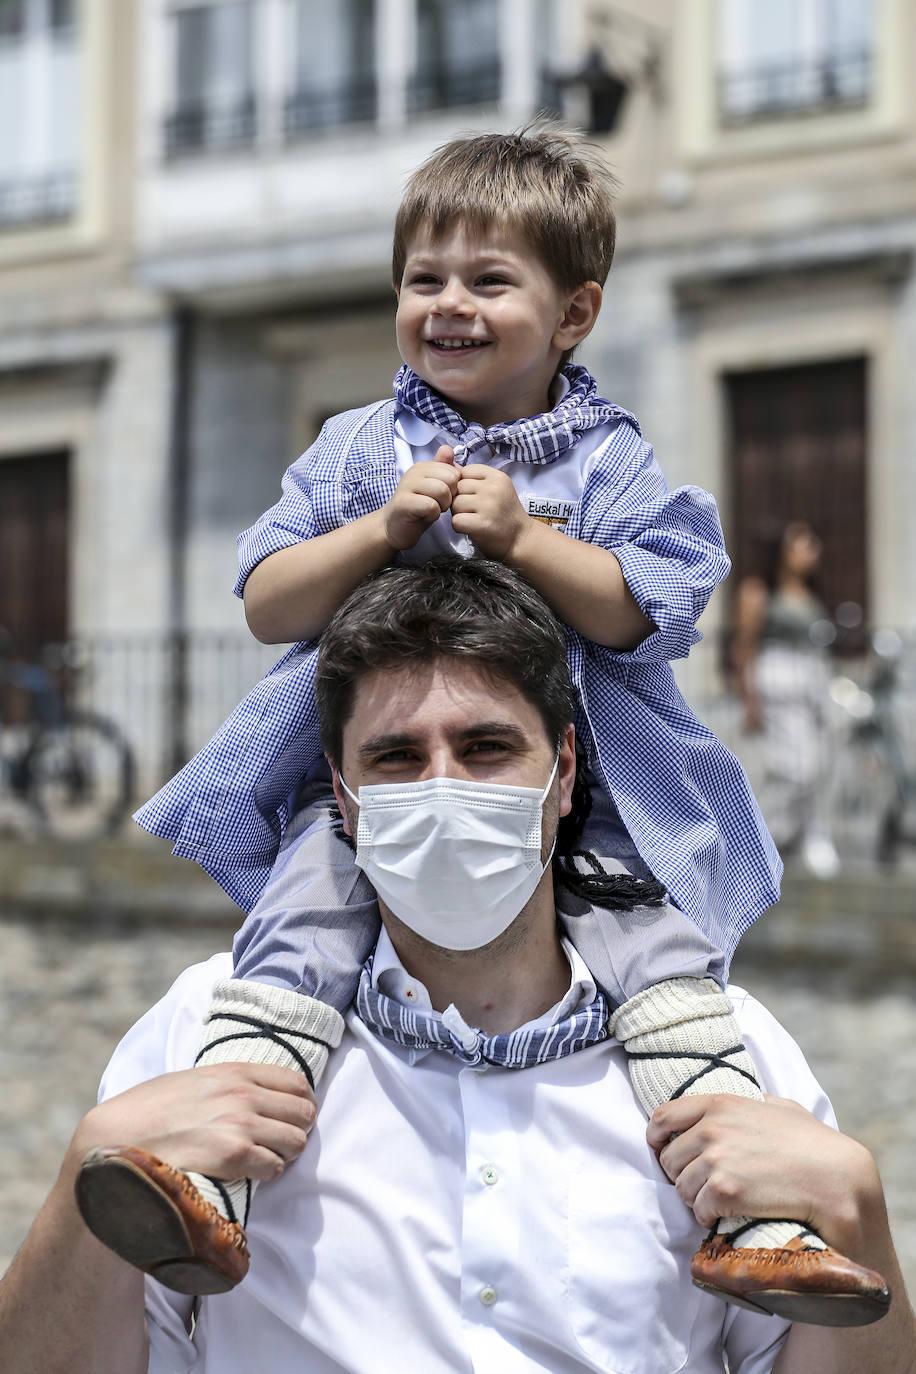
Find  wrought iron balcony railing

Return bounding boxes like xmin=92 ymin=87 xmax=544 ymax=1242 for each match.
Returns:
xmin=164 ymin=95 xmax=258 ymax=159
xmin=0 ymin=170 xmax=76 ymax=228
xmin=719 ymin=49 xmax=871 ymax=125
xmin=284 ymin=77 xmax=378 ymax=136
xmin=406 ymin=58 xmax=501 ymax=115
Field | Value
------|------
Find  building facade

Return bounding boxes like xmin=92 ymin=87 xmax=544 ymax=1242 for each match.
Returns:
xmin=2 ymin=0 xmax=914 ymax=800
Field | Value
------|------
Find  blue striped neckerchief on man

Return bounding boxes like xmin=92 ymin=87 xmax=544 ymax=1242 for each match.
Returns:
xmin=355 ymin=947 xmax=610 ymax=1070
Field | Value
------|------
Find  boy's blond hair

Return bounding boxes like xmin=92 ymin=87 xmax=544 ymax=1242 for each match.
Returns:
xmin=392 ymin=124 xmax=617 ymax=291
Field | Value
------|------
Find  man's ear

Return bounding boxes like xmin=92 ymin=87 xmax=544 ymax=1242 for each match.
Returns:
xmin=329 ymin=761 xmax=353 ymax=836
xmin=553 ymin=282 xmax=602 ymax=352
xmin=557 ymin=723 xmax=577 ymax=819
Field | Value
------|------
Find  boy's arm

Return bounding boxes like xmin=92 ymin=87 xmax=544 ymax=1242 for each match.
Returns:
xmin=449 ymin=469 xmax=651 ymax=648
xmin=451 ymin=427 xmax=729 ymax=657
xmin=243 ymin=456 xmax=461 ymax=644
xmin=648 ymin=1094 xmax=916 ymax=1374
xmin=244 ymin=509 xmax=395 ymax=644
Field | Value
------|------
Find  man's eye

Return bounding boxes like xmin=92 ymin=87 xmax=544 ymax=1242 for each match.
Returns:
xmin=466 ymin=739 xmax=508 ymax=755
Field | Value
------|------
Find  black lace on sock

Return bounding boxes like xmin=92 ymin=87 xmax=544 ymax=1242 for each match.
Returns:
xmin=195 ymin=1011 xmax=336 ymax=1090
xmin=202 ymin=1163 xmax=253 ymax=1228
xmin=626 ymin=1043 xmax=762 ymax=1098
xmin=209 ymin=1177 xmax=241 ymax=1226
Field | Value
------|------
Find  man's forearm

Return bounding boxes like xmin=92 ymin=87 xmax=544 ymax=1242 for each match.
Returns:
xmin=774 ymin=1165 xmax=916 ymax=1373
xmin=0 ymin=1156 xmax=149 ymax=1374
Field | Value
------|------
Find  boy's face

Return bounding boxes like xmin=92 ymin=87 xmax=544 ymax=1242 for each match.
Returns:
xmin=395 ymin=221 xmax=595 ymax=427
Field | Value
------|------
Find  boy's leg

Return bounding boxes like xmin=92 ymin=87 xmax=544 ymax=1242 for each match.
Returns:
xmin=558 ymin=798 xmax=889 ymax=1329
xmin=77 ymin=794 xmax=377 ymax=1295
xmin=232 ymin=782 xmax=380 ymax=1006
xmin=608 ymin=977 xmax=889 ymax=1327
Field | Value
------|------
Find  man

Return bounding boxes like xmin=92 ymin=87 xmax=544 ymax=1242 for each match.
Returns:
xmin=1 ymin=559 xmax=913 ymax=1374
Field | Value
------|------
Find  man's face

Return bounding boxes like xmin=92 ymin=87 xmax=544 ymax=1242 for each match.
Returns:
xmin=330 ymin=656 xmax=575 ymax=857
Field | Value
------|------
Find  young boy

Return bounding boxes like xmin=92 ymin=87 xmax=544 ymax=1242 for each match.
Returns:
xmin=77 ymin=126 xmax=887 ymax=1325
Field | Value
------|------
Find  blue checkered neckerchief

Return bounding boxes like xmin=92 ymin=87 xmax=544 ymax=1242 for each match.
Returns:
xmin=355 ymin=953 xmax=610 ymax=1069
xmin=393 ymin=363 xmax=621 ymax=467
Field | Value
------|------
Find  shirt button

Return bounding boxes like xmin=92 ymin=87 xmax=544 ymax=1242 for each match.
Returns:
xmin=480 ymin=1165 xmax=499 ymax=1186
xmin=404 ymin=987 xmax=417 ymax=1001
xmin=478 ymin=1285 xmax=498 ymax=1307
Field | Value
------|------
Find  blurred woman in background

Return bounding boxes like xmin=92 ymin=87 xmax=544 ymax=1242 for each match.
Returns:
xmin=733 ymin=520 xmax=840 ymax=877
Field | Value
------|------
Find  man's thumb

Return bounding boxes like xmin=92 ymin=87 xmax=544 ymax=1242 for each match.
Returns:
xmin=434 ymin=444 xmax=456 ymax=465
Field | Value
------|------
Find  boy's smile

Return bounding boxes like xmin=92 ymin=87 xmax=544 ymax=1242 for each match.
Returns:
xmin=395 ymin=223 xmax=599 ymax=428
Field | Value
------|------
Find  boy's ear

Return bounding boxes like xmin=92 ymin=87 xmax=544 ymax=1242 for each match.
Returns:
xmin=553 ymin=282 xmax=602 ymax=351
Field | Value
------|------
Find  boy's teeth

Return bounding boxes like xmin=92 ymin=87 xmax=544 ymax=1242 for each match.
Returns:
xmin=434 ymin=339 xmax=481 ymax=349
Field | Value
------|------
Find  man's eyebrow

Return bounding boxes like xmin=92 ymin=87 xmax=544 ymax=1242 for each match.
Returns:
xmin=458 ymin=721 xmax=528 ymax=744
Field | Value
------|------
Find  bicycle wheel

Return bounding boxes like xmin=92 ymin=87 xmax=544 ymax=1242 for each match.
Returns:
xmin=22 ymin=712 xmax=136 ymax=840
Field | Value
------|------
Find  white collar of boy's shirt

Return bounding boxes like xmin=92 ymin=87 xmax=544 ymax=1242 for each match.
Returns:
xmin=395 ymin=370 xmax=573 ymax=449
xmin=370 ymin=924 xmax=597 ymax=1063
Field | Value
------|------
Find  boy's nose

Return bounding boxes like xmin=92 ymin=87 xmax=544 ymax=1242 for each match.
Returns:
xmin=435 ymin=278 xmax=473 ymax=315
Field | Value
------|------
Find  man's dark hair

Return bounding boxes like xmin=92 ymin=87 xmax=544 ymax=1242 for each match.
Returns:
xmin=317 ymin=556 xmax=574 ymax=763
xmin=317 ymin=557 xmax=666 ymax=912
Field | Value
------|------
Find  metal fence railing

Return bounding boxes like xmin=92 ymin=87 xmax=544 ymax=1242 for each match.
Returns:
xmin=2 ymin=628 xmax=914 ymax=866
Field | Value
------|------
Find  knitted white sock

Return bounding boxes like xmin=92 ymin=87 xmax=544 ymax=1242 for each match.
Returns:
xmin=187 ymin=979 xmax=345 ymax=1225
xmin=609 ymin=978 xmax=825 ymax=1251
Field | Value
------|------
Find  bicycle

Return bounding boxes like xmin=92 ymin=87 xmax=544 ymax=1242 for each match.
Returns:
xmin=0 ymin=633 xmax=136 ymax=842
xmin=829 ymin=627 xmax=916 ymax=867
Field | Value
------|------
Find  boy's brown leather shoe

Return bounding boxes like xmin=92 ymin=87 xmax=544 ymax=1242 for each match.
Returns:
xmin=690 ymin=1233 xmax=891 ymax=1327
xmin=76 ymin=1145 xmax=250 ymax=1296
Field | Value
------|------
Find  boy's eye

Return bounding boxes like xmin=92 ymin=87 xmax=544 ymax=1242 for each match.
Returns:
xmin=478 ymin=274 xmax=509 ymax=287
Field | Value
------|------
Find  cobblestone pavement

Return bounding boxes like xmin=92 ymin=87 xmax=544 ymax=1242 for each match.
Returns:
xmin=1 ymin=909 xmax=914 ymax=1303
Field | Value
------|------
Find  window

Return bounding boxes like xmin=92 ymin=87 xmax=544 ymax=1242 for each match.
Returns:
xmin=0 ymin=0 xmax=79 ymax=227
xmin=165 ymin=2 xmax=255 ymax=156
xmin=408 ymin=0 xmax=500 ymax=114
xmin=286 ymin=0 xmax=376 ymax=135
xmin=718 ymin=0 xmax=872 ymax=124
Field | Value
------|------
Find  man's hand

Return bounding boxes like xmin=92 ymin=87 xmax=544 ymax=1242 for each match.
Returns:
xmin=0 ymin=1061 xmax=318 ymax=1374
xmin=382 ymin=446 xmax=460 ymax=550
xmin=70 ymin=1062 xmax=317 ymax=1185
xmin=647 ymin=1093 xmax=876 ymax=1253
xmin=450 ymin=464 xmax=531 ymax=560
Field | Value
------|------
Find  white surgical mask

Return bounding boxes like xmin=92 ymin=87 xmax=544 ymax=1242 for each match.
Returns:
xmin=340 ymin=755 xmax=559 ymax=950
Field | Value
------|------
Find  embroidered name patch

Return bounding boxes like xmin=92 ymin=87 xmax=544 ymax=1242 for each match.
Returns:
xmin=527 ymin=498 xmax=576 ymax=530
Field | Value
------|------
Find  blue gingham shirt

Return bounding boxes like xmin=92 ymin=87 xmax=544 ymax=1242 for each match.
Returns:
xmin=136 ymin=369 xmax=781 ymax=960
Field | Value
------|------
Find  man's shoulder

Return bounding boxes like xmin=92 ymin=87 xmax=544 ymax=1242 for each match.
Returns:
xmin=99 ymin=954 xmax=233 ymax=1102
xmin=727 ymin=984 xmax=835 ymax=1123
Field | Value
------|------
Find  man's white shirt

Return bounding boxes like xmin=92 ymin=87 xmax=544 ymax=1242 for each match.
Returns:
xmin=99 ymin=940 xmax=834 ymax=1374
